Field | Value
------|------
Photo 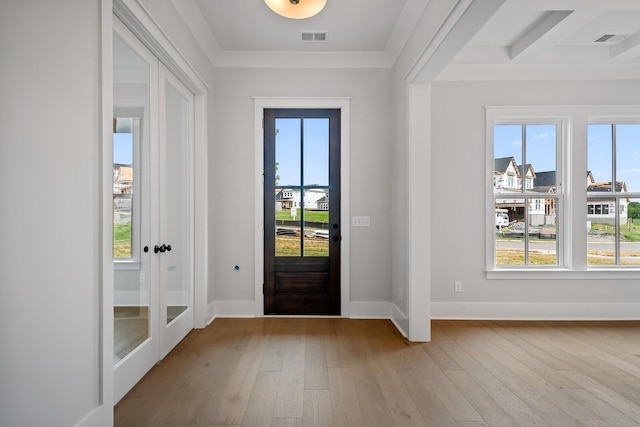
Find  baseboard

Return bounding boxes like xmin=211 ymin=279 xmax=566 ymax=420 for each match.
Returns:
xmin=74 ymin=405 xmax=107 ymax=427
xmin=345 ymin=301 xmax=391 ymax=318
xmin=390 ymin=303 xmax=408 ymax=338
xmin=432 ymin=302 xmax=640 ymax=320
xmin=212 ymin=300 xmax=258 ymax=318
xmin=205 ymin=299 xmax=216 ymax=325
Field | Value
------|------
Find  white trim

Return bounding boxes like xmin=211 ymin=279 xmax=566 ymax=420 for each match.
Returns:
xmin=406 ymin=83 xmax=431 ymax=342
xmin=213 ymin=300 xmax=259 ymax=318
xmin=254 ymin=97 xmax=351 ymax=317
xmin=486 ymin=105 xmax=640 ymax=274
xmin=432 ymin=302 xmax=640 ymax=320
xmin=100 ymin=0 xmax=114 ymax=422
xmin=217 ymin=51 xmax=391 ymax=69
xmin=74 ymin=405 xmax=105 ymax=427
xmin=391 ymin=303 xmax=409 ymax=338
xmin=345 ymin=302 xmax=392 ymax=319
xmin=206 ymin=300 xmax=216 ymax=325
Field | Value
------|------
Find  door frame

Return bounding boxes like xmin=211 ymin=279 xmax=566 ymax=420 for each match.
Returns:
xmin=102 ymin=0 xmax=210 ymax=416
xmin=254 ymin=98 xmax=351 ymax=317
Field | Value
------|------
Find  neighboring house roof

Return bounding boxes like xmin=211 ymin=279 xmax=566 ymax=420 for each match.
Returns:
xmin=517 ymin=163 xmax=536 ymax=178
xmin=534 ymin=171 xmax=555 ymax=187
xmin=494 ymin=157 xmax=519 ymax=176
xmin=587 ymin=171 xmax=595 ymax=184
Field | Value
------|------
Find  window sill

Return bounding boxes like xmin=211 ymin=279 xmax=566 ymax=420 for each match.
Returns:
xmin=114 ymin=261 xmax=141 ymax=271
xmin=486 ymin=268 xmax=640 ymax=280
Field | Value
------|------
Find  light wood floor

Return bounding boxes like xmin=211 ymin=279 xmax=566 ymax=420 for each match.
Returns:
xmin=115 ymin=318 xmax=640 ymax=426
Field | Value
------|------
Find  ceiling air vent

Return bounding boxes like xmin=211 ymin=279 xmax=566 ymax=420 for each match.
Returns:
xmin=300 ymin=31 xmax=327 ymax=42
xmin=594 ymin=34 xmax=628 ymax=44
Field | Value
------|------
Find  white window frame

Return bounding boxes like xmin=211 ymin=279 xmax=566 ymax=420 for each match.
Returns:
xmin=487 ymin=112 xmax=566 ymax=271
xmin=587 ymin=119 xmax=640 ymax=268
xmin=486 ymin=106 xmax=640 ymax=279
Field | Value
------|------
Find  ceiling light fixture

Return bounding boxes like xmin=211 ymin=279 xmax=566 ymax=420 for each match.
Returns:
xmin=264 ymin=0 xmax=326 ymax=20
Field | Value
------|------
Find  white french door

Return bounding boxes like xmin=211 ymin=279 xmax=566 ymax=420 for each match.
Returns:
xmin=157 ymin=65 xmax=194 ymax=359
xmin=113 ymin=17 xmax=194 ymax=403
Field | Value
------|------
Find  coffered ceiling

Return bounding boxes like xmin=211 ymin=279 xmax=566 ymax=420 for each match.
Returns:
xmin=173 ymin=0 xmax=640 ymax=79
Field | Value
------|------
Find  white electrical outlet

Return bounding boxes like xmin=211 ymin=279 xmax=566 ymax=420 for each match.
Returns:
xmin=454 ymin=281 xmax=462 ymax=293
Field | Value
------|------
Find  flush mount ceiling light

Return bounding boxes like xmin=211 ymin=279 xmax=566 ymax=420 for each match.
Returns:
xmin=264 ymin=0 xmax=327 ymax=19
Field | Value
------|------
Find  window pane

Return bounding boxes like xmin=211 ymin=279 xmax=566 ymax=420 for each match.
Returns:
xmin=588 ymin=124 xmax=613 ymax=187
xmin=113 ymin=128 xmax=133 ymax=259
xmin=528 ymin=198 xmax=557 ymax=265
xmin=275 ymin=195 xmax=301 ymax=256
xmin=495 ymin=199 xmax=525 ymax=266
xmin=494 ymin=125 xmax=522 ymax=193
xmin=620 ymin=198 xmax=640 ymax=266
xmin=303 ymin=118 xmax=329 ymax=186
xmin=588 ymin=198 xmax=616 ymax=266
xmin=616 ymin=124 xmax=640 ymax=192
xmin=275 ymin=118 xmax=301 ymax=187
xmin=302 ymin=189 xmax=329 ymax=257
xmin=526 ymin=124 xmax=556 ymax=193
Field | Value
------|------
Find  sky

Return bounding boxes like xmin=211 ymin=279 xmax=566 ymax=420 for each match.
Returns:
xmin=494 ymin=123 xmax=640 ymax=193
xmin=275 ymin=118 xmax=329 ymax=187
xmin=114 ymin=133 xmax=133 ymax=165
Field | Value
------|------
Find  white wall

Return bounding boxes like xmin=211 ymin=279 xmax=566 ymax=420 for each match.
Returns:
xmin=212 ymin=67 xmax=393 ymax=307
xmin=0 ymin=1 xmax=102 ymax=425
xmin=430 ymin=79 xmax=640 ymax=318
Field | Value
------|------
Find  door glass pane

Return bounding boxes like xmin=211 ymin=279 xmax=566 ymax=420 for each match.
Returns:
xmin=303 ymin=189 xmax=329 ymax=256
xmin=113 ymin=34 xmax=149 ymax=364
xmin=275 ymin=190 xmax=301 ymax=256
xmin=164 ymin=81 xmax=190 ymax=324
xmin=303 ymin=118 xmax=329 ymax=186
xmin=275 ymin=119 xmax=301 ymax=187
xmin=495 ymin=199 xmax=525 ymax=266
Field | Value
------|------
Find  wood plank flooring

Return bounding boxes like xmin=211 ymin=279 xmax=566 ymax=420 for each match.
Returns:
xmin=115 ymin=319 xmax=640 ymax=426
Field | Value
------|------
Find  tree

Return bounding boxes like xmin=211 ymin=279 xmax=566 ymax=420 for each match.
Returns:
xmin=628 ymin=201 xmax=640 ymax=220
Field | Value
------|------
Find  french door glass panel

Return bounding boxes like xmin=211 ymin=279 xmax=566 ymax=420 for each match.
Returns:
xmin=113 ymin=32 xmax=151 ymax=366
xmin=161 ymin=74 xmax=191 ymax=326
xmin=158 ymin=67 xmax=194 ymax=358
xmin=274 ymin=117 xmax=330 ymax=258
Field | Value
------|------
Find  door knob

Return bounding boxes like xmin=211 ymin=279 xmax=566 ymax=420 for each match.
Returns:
xmin=166 ymin=244 xmax=172 ymax=252
xmin=332 ymin=235 xmax=341 ymax=242
xmin=154 ymin=244 xmax=166 ymax=254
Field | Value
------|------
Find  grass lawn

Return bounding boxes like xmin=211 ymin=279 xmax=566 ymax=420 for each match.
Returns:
xmin=114 ymin=222 xmax=131 ymax=258
xmin=275 ymin=209 xmax=328 ymax=223
xmin=276 ymin=235 xmax=329 ymax=256
xmin=497 ymin=248 xmax=640 ymax=266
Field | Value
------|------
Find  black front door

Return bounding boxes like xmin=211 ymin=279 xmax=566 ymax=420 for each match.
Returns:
xmin=264 ymin=108 xmax=341 ymax=315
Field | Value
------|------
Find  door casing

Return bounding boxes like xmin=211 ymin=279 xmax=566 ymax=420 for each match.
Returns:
xmin=254 ymin=98 xmax=351 ymax=317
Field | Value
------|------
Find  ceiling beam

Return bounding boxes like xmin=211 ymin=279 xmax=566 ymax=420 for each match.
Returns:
xmin=610 ymin=30 xmax=640 ymax=59
xmin=410 ymin=0 xmax=508 ymax=83
xmin=509 ymin=8 xmax=603 ymax=61
xmin=509 ymin=10 xmax=572 ymax=60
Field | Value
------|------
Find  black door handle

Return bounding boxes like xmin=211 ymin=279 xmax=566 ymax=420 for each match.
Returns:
xmin=332 ymin=235 xmax=341 ymax=242
xmin=154 ymin=244 xmax=172 ymax=254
